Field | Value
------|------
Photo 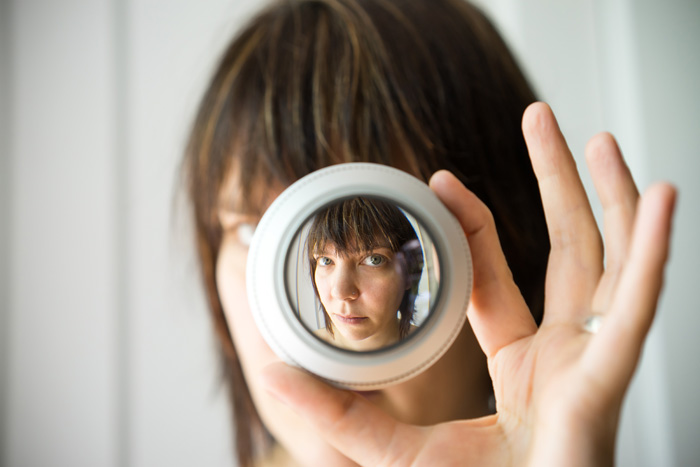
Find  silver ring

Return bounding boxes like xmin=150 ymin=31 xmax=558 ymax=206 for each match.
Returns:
xmin=583 ymin=314 xmax=604 ymax=334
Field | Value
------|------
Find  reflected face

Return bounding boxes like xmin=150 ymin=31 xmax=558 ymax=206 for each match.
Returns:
xmin=314 ymin=244 xmax=408 ymax=350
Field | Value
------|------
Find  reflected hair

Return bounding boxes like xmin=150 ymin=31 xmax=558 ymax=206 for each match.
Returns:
xmin=306 ymin=197 xmax=424 ymax=339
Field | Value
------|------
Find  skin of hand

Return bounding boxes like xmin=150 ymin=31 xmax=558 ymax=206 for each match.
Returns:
xmin=260 ymin=102 xmax=678 ymax=467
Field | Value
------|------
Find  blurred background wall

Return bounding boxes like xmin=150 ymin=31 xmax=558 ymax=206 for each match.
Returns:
xmin=1 ymin=0 xmax=698 ymax=466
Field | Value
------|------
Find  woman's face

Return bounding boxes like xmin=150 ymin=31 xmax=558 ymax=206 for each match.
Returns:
xmin=313 ymin=244 xmax=407 ymax=350
xmin=215 ymin=176 xmax=492 ymax=465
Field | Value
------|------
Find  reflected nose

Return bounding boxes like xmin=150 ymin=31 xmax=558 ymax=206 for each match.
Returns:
xmin=331 ymin=266 xmax=359 ymax=301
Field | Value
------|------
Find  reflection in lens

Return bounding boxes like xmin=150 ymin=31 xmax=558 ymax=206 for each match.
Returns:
xmin=286 ymin=197 xmax=440 ymax=352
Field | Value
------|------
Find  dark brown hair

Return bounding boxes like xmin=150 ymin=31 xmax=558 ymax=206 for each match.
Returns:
xmin=182 ymin=0 xmax=549 ymax=465
xmin=306 ymin=196 xmax=423 ymax=339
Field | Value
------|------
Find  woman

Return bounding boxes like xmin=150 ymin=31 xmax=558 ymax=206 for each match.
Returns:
xmin=182 ymin=0 xmax=676 ymax=465
xmin=307 ymin=196 xmax=424 ymax=351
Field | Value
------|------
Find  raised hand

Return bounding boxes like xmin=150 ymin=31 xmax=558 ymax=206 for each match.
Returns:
xmin=262 ymin=102 xmax=677 ymax=466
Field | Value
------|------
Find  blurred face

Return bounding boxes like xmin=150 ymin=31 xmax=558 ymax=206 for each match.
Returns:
xmin=214 ymin=172 xmax=491 ymax=465
xmin=314 ymin=243 xmax=407 ymax=351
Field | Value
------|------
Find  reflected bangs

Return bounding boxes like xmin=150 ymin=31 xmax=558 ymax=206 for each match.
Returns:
xmin=310 ymin=197 xmax=400 ymax=258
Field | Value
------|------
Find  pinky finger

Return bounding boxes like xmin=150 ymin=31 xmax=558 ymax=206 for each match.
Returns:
xmin=583 ymin=183 xmax=677 ymax=393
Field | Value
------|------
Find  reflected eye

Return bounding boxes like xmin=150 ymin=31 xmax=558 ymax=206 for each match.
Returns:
xmin=317 ymin=256 xmax=333 ymax=267
xmin=364 ymin=254 xmax=386 ymax=266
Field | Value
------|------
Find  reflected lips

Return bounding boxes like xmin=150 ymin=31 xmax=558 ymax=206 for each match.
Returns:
xmin=333 ymin=314 xmax=367 ymax=325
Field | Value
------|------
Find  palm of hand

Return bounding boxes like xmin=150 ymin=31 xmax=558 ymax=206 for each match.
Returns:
xmin=491 ymin=325 xmax=604 ymax=463
xmin=409 ymin=327 xmax=604 ymax=466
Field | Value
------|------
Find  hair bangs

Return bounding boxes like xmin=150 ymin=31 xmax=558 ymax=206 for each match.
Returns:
xmin=213 ymin=0 xmax=446 ymax=224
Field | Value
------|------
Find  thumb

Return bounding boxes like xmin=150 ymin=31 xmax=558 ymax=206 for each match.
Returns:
xmin=429 ymin=170 xmax=536 ymax=357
